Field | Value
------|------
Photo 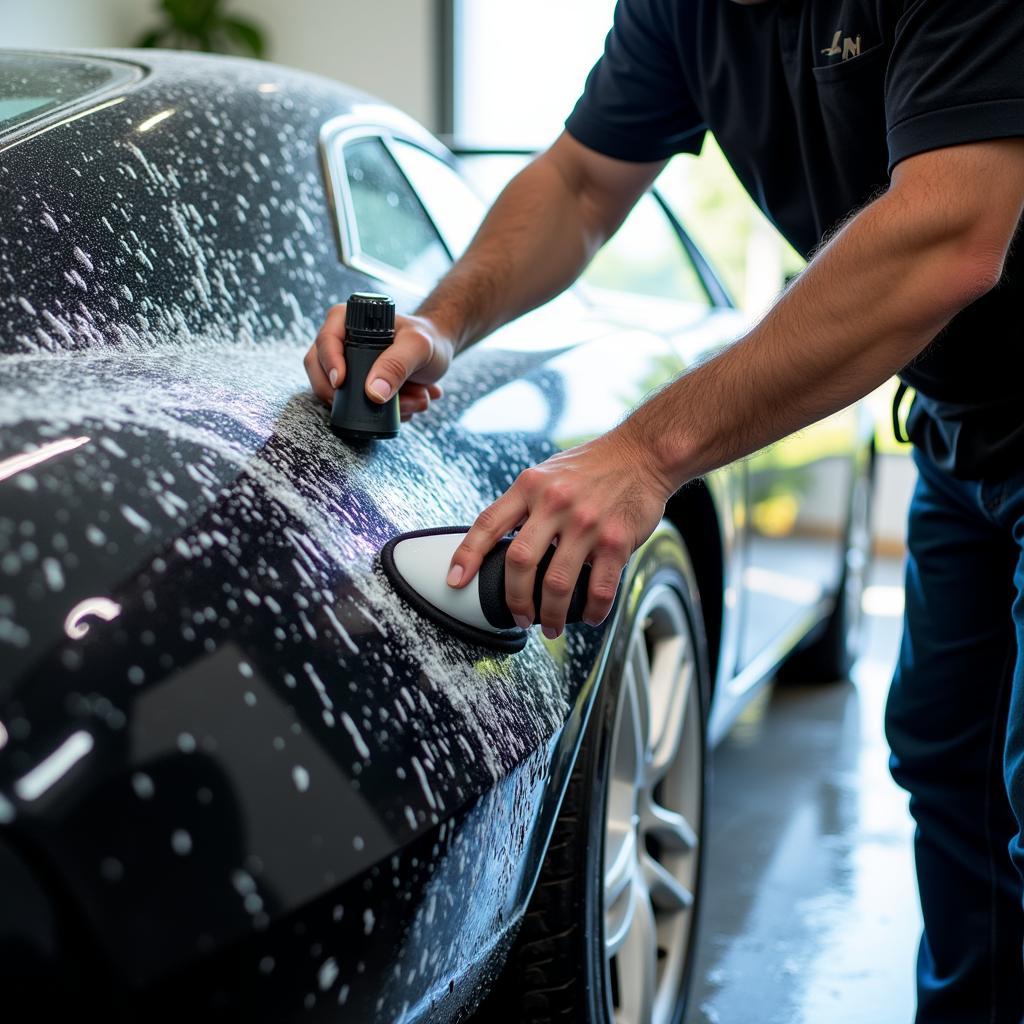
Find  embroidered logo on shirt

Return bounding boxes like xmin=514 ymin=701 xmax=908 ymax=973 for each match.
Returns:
xmin=821 ymin=30 xmax=862 ymax=60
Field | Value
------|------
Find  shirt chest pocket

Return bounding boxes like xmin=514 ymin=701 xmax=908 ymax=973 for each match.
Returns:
xmin=811 ymin=43 xmax=891 ymax=202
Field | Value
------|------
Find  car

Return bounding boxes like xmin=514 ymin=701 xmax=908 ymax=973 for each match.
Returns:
xmin=0 ymin=48 xmax=875 ymax=1024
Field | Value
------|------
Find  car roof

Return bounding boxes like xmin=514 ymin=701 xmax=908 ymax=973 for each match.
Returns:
xmin=0 ymin=47 xmax=437 ymax=156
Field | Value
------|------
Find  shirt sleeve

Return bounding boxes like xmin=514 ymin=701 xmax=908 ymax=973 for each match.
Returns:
xmin=886 ymin=0 xmax=1024 ymax=173
xmin=564 ymin=0 xmax=706 ymax=163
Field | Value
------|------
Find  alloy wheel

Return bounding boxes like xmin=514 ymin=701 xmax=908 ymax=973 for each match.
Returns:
xmin=602 ymin=582 xmax=703 ymax=1024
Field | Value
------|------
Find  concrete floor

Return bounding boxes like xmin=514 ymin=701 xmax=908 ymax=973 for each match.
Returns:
xmin=686 ymin=558 xmax=921 ymax=1023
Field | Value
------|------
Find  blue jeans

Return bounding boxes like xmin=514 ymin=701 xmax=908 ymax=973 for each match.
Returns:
xmin=886 ymin=447 xmax=1024 ymax=1023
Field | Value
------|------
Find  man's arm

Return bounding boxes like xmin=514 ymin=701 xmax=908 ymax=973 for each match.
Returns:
xmin=631 ymin=139 xmax=1024 ymax=482
xmin=303 ymin=134 xmax=665 ymax=417
xmin=448 ymin=139 xmax=1024 ymax=636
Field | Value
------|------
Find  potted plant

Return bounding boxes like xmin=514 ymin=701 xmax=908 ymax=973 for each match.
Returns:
xmin=135 ymin=0 xmax=267 ymax=59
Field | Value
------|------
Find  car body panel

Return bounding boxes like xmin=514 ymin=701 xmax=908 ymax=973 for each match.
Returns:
xmin=0 ymin=49 xmax=867 ymax=1019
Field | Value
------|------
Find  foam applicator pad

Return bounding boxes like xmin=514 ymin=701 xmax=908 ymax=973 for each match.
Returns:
xmin=380 ymin=526 xmax=592 ymax=654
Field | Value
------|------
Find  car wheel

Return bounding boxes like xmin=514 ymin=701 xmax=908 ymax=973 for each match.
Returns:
xmin=780 ymin=444 xmax=876 ymax=683
xmin=477 ymin=523 xmax=709 ymax=1024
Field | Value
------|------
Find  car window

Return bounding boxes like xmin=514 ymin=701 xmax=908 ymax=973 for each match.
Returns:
xmin=343 ymin=137 xmax=451 ymax=287
xmin=389 ymin=140 xmax=487 ymax=258
xmin=459 ymin=153 xmax=713 ymax=307
xmin=582 ymin=192 xmax=710 ymax=306
xmin=0 ymin=52 xmax=136 ymax=141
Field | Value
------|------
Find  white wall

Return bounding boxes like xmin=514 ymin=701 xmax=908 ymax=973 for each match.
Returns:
xmin=0 ymin=0 xmax=150 ymax=50
xmin=241 ymin=0 xmax=438 ymax=127
xmin=454 ymin=0 xmax=616 ymax=146
xmin=0 ymin=0 xmax=440 ymax=128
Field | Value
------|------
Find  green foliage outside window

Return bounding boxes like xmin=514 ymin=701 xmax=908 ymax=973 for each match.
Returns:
xmin=660 ymin=136 xmax=805 ymax=306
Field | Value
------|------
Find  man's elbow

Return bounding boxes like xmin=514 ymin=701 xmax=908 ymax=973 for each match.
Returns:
xmin=912 ymin=205 xmax=1012 ymax=317
xmin=888 ymin=142 xmax=1024 ymax=313
xmin=944 ymin=235 xmax=1007 ymax=309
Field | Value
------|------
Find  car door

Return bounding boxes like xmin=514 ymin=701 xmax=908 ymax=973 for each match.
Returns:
xmin=735 ymin=378 xmax=860 ymax=677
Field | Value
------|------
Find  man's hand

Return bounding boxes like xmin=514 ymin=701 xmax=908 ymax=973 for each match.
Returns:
xmin=446 ymin=427 xmax=673 ymax=638
xmin=304 ymin=304 xmax=453 ymax=421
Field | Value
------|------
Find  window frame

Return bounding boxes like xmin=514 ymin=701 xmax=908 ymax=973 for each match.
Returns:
xmin=320 ymin=108 xmax=464 ymax=296
xmin=650 ymin=190 xmax=734 ymax=309
xmin=446 ymin=145 xmax=735 ymax=310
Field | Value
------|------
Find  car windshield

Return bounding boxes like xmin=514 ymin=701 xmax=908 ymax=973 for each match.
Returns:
xmin=0 ymin=52 xmax=136 ymax=140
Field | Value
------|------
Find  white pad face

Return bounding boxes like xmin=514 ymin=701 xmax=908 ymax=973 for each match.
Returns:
xmin=390 ymin=532 xmax=503 ymax=634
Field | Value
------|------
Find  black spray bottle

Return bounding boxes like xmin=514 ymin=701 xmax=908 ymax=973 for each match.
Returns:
xmin=329 ymin=293 xmax=400 ymax=440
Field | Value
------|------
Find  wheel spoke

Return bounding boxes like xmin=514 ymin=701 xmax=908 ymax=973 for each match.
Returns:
xmin=628 ymin=633 xmax=652 ymax=759
xmin=648 ymin=649 xmax=693 ymax=784
xmin=605 ymin=873 xmax=637 ymax=959
xmin=614 ymin=661 xmax=646 ymax=788
xmin=604 ymin=823 xmax=637 ymax=909
xmin=640 ymin=797 xmax=697 ymax=854
xmin=612 ymin=878 xmax=657 ymax=1024
xmin=642 ymin=852 xmax=693 ymax=914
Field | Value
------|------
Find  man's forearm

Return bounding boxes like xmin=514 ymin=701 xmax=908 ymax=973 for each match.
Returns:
xmin=623 ymin=180 xmax=1011 ymax=494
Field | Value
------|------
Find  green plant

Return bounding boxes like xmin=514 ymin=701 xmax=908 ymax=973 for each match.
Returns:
xmin=135 ymin=0 xmax=267 ymax=59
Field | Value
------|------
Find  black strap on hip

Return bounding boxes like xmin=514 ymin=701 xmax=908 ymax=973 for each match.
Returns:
xmin=891 ymin=381 xmax=912 ymax=445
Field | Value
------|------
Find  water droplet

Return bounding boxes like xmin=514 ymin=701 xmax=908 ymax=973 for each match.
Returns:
xmin=318 ymin=957 xmax=339 ymax=991
xmin=171 ymin=829 xmax=193 ymax=855
xmin=131 ymin=772 xmax=155 ymax=799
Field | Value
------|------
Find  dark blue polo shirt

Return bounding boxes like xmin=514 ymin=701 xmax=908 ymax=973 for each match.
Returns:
xmin=566 ymin=0 xmax=1024 ymax=479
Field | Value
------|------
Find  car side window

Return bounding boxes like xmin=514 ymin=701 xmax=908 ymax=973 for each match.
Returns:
xmin=389 ymin=140 xmax=487 ymax=258
xmin=343 ymin=137 xmax=451 ymax=287
xmin=582 ymin=192 xmax=711 ymax=306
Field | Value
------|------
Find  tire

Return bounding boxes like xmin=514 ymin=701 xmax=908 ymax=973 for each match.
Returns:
xmin=476 ymin=523 xmax=710 ymax=1024
xmin=779 ymin=444 xmax=876 ymax=684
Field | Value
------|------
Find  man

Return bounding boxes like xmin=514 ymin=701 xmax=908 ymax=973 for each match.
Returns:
xmin=305 ymin=0 xmax=1024 ymax=1017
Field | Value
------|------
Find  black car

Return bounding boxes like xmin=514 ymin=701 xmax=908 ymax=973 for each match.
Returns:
xmin=0 ymin=49 xmax=874 ymax=1023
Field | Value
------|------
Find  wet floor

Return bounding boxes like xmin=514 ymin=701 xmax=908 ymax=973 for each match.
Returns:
xmin=686 ymin=557 xmax=921 ymax=1024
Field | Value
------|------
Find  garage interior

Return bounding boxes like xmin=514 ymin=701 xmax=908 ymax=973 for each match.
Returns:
xmin=4 ymin=2 xmax=948 ymax=1022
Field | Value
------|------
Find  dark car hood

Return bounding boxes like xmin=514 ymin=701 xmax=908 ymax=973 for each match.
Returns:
xmin=0 ymin=329 xmax=608 ymax=984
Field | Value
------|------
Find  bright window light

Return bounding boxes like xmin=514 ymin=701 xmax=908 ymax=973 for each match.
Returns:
xmin=453 ymin=0 xmax=617 ymax=147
